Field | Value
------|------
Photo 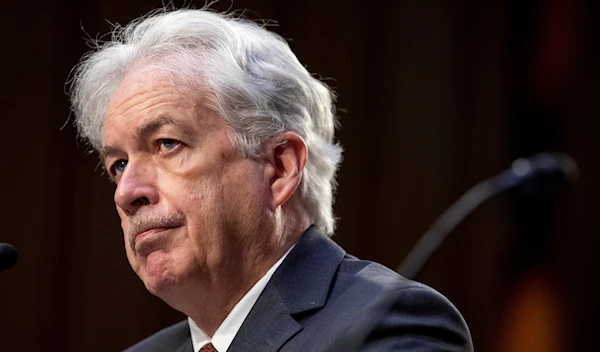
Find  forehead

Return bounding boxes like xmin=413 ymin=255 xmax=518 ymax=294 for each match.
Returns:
xmin=109 ymin=66 xmax=191 ymax=115
xmin=103 ymin=66 xmax=206 ymax=141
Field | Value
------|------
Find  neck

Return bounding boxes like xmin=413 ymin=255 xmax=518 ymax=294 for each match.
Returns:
xmin=160 ymin=223 xmax=305 ymax=336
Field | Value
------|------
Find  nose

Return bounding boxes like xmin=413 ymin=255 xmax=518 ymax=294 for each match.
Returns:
xmin=114 ymin=159 xmax=159 ymax=216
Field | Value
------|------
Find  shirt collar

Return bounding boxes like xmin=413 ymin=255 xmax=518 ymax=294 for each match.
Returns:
xmin=189 ymin=245 xmax=294 ymax=352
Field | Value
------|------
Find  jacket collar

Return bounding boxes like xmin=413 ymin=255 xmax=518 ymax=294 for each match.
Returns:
xmin=227 ymin=226 xmax=346 ymax=351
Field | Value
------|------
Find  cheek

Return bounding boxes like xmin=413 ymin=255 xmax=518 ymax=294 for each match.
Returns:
xmin=159 ymin=148 xmax=225 ymax=207
xmin=221 ymin=164 xmax=271 ymax=225
xmin=171 ymin=175 xmax=224 ymax=235
xmin=190 ymin=179 xmax=224 ymax=230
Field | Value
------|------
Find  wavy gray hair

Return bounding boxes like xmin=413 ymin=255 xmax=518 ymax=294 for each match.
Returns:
xmin=69 ymin=8 xmax=343 ymax=235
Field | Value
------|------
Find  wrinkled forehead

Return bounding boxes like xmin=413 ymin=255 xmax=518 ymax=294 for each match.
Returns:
xmin=107 ymin=57 xmax=211 ymax=107
xmin=109 ymin=65 xmax=167 ymax=102
xmin=105 ymin=64 xmax=213 ymax=124
xmin=103 ymin=71 xmax=202 ymax=145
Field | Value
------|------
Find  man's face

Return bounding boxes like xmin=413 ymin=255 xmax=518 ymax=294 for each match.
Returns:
xmin=102 ymin=66 xmax=273 ymax=296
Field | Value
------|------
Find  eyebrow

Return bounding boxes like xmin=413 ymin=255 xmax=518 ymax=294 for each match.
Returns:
xmin=99 ymin=145 xmax=122 ymax=163
xmin=136 ymin=115 xmax=180 ymax=139
xmin=100 ymin=115 xmax=180 ymax=162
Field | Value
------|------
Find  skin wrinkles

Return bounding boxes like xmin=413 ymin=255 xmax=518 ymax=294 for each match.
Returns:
xmin=102 ymin=65 xmax=304 ymax=336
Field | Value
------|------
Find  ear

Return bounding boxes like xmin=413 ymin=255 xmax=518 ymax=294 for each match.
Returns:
xmin=265 ymin=132 xmax=307 ymax=208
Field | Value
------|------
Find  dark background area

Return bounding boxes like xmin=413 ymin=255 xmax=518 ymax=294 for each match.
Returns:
xmin=0 ymin=0 xmax=597 ymax=351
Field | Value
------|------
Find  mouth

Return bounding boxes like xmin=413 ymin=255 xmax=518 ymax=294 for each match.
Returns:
xmin=131 ymin=225 xmax=183 ymax=258
xmin=126 ymin=213 xmax=186 ymax=256
xmin=134 ymin=226 xmax=179 ymax=244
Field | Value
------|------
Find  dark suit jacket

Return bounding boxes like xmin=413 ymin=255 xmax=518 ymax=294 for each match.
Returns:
xmin=125 ymin=226 xmax=473 ymax=352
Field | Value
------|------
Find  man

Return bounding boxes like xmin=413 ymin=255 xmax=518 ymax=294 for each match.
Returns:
xmin=70 ymin=8 xmax=472 ymax=352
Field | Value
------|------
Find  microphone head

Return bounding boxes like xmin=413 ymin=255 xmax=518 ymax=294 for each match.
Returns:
xmin=0 ymin=243 xmax=18 ymax=270
xmin=510 ymin=152 xmax=579 ymax=188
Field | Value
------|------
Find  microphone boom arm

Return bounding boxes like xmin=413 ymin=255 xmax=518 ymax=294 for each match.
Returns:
xmin=397 ymin=152 xmax=577 ymax=279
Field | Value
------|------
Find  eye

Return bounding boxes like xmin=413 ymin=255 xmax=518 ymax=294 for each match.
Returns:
xmin=158 ymin=138 xmax=181 ymax=153
xmin=110 ymin=159 xmax=128 ymax=175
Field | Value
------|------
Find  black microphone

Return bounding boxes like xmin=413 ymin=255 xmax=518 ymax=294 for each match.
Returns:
xmin=398 ymin=152 xmax=578 ymax=279
xmin=495 ymin=152 xmax=578 ymax=194
xmin=0 ymin=243 xmax=19 ymax=271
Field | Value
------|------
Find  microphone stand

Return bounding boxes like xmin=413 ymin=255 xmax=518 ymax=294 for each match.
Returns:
xmin=397 ymin=152 xmax=577 ymax=279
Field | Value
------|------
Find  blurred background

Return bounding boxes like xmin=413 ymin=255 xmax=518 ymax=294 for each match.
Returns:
xmin=0 ymin=0 xmax=597 ymax=351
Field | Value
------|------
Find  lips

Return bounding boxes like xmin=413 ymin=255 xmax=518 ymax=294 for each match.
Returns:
xmin=132 ymin=226 xmax=181 ymax=257
xmin=126 ymin=213 xmax=186 ymax=255
xmin=134 ymin=227 xmax=173 ymax=243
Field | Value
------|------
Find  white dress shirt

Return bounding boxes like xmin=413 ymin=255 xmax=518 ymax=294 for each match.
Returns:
xmin=189 ymin=246 xmax=294 ymax=352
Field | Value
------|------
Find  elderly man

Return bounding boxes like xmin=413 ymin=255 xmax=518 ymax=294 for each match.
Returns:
xmin=70 ymin=8 xmax=472 ymax=352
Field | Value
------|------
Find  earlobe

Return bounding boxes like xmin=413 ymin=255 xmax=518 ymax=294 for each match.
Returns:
xmin=269 ymin=132 xmax=307 ymax=208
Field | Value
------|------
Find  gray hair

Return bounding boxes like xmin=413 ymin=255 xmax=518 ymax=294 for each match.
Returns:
xmin=69 ymin=8 xmax=343 ymax=235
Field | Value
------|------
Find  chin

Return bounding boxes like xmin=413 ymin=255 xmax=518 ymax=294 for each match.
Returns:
xmin=143 ymin=276 xmax=180 ymax=296
xmin=140 ymin=251 xmax=189 ymax=296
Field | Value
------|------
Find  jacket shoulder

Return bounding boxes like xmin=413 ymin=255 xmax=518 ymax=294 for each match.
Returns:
xmin=123 ymin=320 xmax=191 ymax=352
xmin=326 ymin=257 xmax=473 ymax=351
xmin=332 ymin=255 xmax=421 ymax=301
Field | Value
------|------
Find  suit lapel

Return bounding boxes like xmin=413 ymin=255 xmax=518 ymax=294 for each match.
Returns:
xmin=226 ymin=284 xmax=302 ymax=352
xmin=173 ymin=337 xmax=194 ymax=352
xmin=228 ymin=226 xmax=346 ymax=352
